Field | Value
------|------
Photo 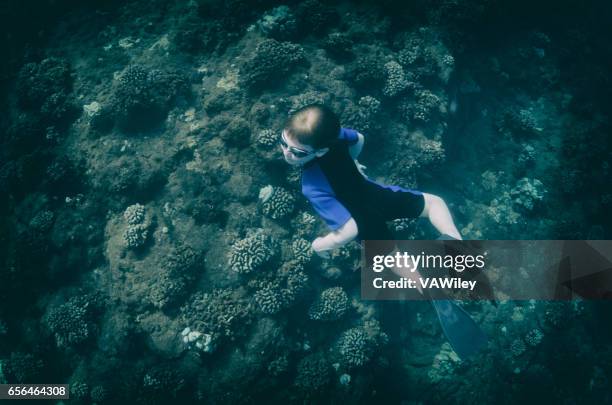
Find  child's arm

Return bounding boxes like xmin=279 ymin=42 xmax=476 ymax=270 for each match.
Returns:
xmin=420 ymin=193 xmax=463 ymax=240
xmin=350 ymin=132 xmax=367 ymax=177
xmin=311 ymin=217 xmax=358 ymax=258
xmin=348 ymin=132 xmax=365 ymax=159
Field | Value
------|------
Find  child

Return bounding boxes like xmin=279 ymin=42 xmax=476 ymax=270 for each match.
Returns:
xmin=279 ymin=104 xmax=462 ymax=258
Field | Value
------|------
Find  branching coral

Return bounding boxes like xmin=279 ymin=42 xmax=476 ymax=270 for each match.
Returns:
xmin=220 ymin=117 xmax=251 ymax=148
xmin=228 ymin=230 xmax=277 ymax=274
xmin=295 ymin=0 xmax=337 ymax=36
xmin=291 ymin=238 xmax=313 ymax=265
xmin=396 ymin=28 xmax=455 ymax=83
xmin=510 ymin=178 xmax=546 ymax=211
xmin=495 ymin=106 xmax=542 ymax=137
xmin=267 ymin=354 xmax=289 ymax=377
xmin=399 ymin=89 xmax=446 ymax=123
xmin=254 ymin=129 xmax=277 ymax=149
xmin=525 ymin=328 xmax=543 ymax=346
xmin=253 ymin=282 xmax=285 ymax=315
xmin=259 ymin=185 xmax=296 ymax=220
xmin=90 ymin=385 xmax=108 ymax=403
xmin=428 ymin=342 xmax=461 ymax=383
xmin=251 ymin=259 xmax=309 ymax=314
xmin=280 ymin=262 xmax=310 ymax=304
xmin=110 ymin=65 xmax=190 ymax=132
xmin=349 ymin=55 xmax=385 ymax=89
xmin=122 ymin=203 xmax=151 ymax=249
xmin=336 ymin=320 xmax=388 ymax=368
xmin=173 ymin=10 xmax=230 ymax=54
xmin=383 ymin=61 xmax=410 ymax=97
xmin=181 ymin=287 xmax=252 ymax=350
xmin=240 ymin=39 xmax=305 ymax=90
xmin=323 ymin=32 xmax=353 ymax=60
xmin=510 ymin=338 xmax=526 ymax=357
xmin=45 ymin=293 xmax=105 ymax=348
xmin=257 ymin=5 xmax=298 ymax=40
xmin=1 ymin=352 xmax=44 ymax=384
xmin=287 ymin=91 xmax=330 ymax=115
xmin=294 ymin=353 xmax=332 ymax=392
xmin=123 ymin=203 xmax=146 ymax=225
xmin=16 ymin=57 xmax=76 ymax=123
xmin=70 ymin=382 xmax=89 ymax=400
xmin=149 ymin=244 xmax=202 ymax=309
xmin=29 ymin=210 xmax=55 ymax=233
xmin=337 ymin=327 xmax=372 ymax=368
xmin=133 ymin=366 xmax=187 ymax=404
xmin=342 ymin=96 xmax=382 ymax=133
xmin=291 ymin=211 xmax=318 ymax=240
xmin=308 ymin=287 xmax=349 ymax=321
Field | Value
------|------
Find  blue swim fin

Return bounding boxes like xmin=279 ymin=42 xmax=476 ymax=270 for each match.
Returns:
xmin=431 ymin=299 xmax=488 ymax=359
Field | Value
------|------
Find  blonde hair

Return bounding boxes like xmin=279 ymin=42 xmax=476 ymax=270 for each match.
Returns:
xmin=284 ymin=104 xmax=340 ymax=149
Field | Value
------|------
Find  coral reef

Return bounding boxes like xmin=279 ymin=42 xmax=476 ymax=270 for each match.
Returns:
xmin=220 ymin=117 xmax=251 ymax=148
xmin=0 ymin=353 xmax=44 ymax=384
xmin=291 ymin=237 xmax=313 ymax=265
xmin=45 ymin=293 xmax=105 ymax=348
xmin=240 ymin=39 xmax=305 ymax=90
xmin=16 ymin=57 xmax=76 ymax=123
xmin=287 ymin=90 xmax=330 ymax=115
xmin=149 ymin=244 xmax=202 ymax=309
xmin=323 ymin=33 xmax=354 ymax=60
xmin=228 ymin=230 xmax=277 ymax=274
xmin=294 ymin=0 xmax=338 ymax=36
xmin=109 ymin=65 xmax=190 ymax=132
xmin=336 ymin=320 xmax=388 ymax=369
xmin=308 ymin=287 xmax=349 ymax=321
xmin=122 ymin=203 xmax=152 ymax=249
xmin=1 ymin=0 xmax=610 ymax=403
xmin=510 ymin=177 xmax=546 ymax=211
xmin=259 ymin=185 xmax=296 ymax=220
xmin=399 ymin=89 xmax=447 ymax=123
xmin=253 ymin=282 xmax=285 ymax=315
xmin=251 ymin=259 xmax=310 ymax=314
xmin=181 ymin=287 xmax=252 ymax=351
xmin=382 ymin=61 xmax=410 ymax=98
xmin=294 ymin=353 xmax=332 ymax=392
xmin=257 ymin=6 xmax=298 ymax=40
xmin=342 ymin=96 xmax=382 ymax=132
xmin=349 ymin=55 xmax=385 ymax=90
xmin=495 ymin=106 xmax=542 ymax=137
xmin=428 ymin=342 xmax=461 ymax=383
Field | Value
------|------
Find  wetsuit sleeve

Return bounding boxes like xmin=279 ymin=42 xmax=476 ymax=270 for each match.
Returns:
xmin=304 ymin=188 xmax=352 ymax=231
xmin=338 ymin=127 xmax=359 ymax=146
xmin=302 ymin=161 xmax=353 ymax=231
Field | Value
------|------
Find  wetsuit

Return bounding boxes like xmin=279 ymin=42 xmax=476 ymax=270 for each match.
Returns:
xmin=301 ymin=127 xmax=425 ymax=241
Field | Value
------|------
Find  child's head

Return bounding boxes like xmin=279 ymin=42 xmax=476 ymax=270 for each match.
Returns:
xmin=280 ymin=104 xmax=339 ymax=166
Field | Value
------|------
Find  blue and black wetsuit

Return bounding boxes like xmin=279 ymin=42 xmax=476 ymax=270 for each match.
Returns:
xmin=301 ymin=127 xmax=425 ymax=241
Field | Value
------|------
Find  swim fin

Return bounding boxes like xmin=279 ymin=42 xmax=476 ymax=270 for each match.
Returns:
xmin=431 ymin=299 xmax=488 ymax=359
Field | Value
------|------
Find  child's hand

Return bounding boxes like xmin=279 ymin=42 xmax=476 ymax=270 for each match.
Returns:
xmin=311 ymin=237 xmax=331 ymax=259
xmin=354 ymin=159 xmax=367 ymax=177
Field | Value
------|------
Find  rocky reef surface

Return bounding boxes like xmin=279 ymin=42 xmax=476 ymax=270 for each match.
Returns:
xmin=0 ymin=0 xmax=611 ymax=403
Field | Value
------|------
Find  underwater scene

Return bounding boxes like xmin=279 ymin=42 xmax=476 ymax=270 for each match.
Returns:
xmin=1 ymin=0 xmax=611 ymax=403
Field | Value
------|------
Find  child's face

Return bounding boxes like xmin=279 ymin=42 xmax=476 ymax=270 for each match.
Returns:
xmin=279 ymin=130 xmax=327 ymax=166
